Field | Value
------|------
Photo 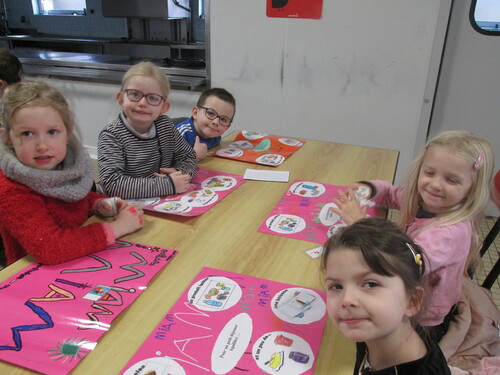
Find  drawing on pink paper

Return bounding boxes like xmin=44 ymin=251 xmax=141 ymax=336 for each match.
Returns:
xmin=214 ymin=130 xmax=305 ymax=167
xmin=258 ymin=180 xmax=378 ymax=244
xmin=128 ymin=168 xmax=244 ymax=217
xmin=120 ymin=267 xmax=327 ymax=375
xmin=0 ymin=241 xmax=178 ymax=375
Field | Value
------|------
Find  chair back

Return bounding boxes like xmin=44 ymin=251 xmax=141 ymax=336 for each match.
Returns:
xmin=480 ymin=170 xmax=500 ymax=289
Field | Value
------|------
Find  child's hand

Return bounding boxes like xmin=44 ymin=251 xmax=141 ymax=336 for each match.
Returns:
xmin=154 ymin=167 xmax=176 ymax=177
xmin=168 ymin=171 xmax=191 ymax=193
xmin=114 ymin=198 xmax=130 ymax=213
xmin=97 ymin=197 xmax=130 ymax=217
xmin=154 ymin=168 xmax=191 ymax=194
xmin=346 ymin=183 xmax=372 ymax=200
xmin=109 ymin=206 xmax=144 ymax=239
xmin=194 ymin=136 xmax=208 ymax=161
xmin=331 ymin=187 xmax=368 ymax=226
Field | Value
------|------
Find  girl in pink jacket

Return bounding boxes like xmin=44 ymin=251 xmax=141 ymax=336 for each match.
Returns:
xmin=331 ymin=131 xmax=494 ymax=342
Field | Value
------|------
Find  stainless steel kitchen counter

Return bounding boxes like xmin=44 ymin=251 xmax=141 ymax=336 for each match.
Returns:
xmin=14 ymin=49 xmax=206 ymax=90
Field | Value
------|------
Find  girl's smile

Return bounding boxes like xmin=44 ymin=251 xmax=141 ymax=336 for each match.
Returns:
xmin=340 ymin=317 xmax=367 ymax=325
xmin=417 ymin=145 xmax=475 ymax=214
xmin=34 ymin=155 xmax=55 ymax=165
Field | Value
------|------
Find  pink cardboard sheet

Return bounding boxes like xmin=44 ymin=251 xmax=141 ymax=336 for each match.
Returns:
xmin=129 ymin=168 xmax=245 ymax=217
xmin=121 ymin=267 xmax=327 ymax=375
xmin=213 ymin=130 xmax=305 ymax=167
xmin=258 ymin=180 xmax=378 ymax=244
xmin=0 ymin=241 xmax=178 ymax=375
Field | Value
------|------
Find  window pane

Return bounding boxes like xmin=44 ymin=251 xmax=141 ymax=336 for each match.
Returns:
xmin=34 ymin=0 xmax=86 ymax=15
xmin=471 ymin=0 xmax=500 ymax=34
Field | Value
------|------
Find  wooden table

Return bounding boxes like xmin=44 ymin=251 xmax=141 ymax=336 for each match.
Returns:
xmin=0 ymin=132 xmax=398 ymax=375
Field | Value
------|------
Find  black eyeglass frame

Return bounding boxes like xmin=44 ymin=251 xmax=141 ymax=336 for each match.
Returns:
xmin=123 ymin=89 xmax=165 ymax=107
xmin=198 ymin=106 xmax=233 ymax=128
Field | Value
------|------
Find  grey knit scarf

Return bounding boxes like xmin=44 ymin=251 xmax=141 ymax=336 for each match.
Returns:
xmin=0 ymin=137 xmax=94 ymax=202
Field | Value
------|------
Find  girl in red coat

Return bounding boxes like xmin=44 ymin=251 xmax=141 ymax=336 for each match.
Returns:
xmin=0 ymin=80 xmax=144 ymax=265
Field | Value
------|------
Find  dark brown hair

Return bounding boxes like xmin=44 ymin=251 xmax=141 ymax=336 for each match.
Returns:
xmin=0 ymin=48 xmax=23 ymax=84
xmin=196 ymin=87 xmax=236 ymax=118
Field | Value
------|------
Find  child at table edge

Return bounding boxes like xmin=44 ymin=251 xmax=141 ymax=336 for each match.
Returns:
xmin=322 ymin=217 xmax=451 ymax=374
xmin=175 ymin=87 xmax=236 ymax=161
xmin=0 ymin=80 xmax=144 ymax=265
xmin=98 ymin=61 xmax=196 ymax=200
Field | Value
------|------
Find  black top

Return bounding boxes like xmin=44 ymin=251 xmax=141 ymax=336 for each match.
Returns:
xmin=353 ymin=338 xmax=451 ymax=375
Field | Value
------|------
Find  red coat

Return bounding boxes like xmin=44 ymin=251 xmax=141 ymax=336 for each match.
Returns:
xmin=0 ymin=171 xmax=110 ymax=265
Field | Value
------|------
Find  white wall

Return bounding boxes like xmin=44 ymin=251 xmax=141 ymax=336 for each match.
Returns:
xmin=429 ymin=1 xmax=500 ymax=216
xmin=209 ymin=0 xmax=451 ymax=183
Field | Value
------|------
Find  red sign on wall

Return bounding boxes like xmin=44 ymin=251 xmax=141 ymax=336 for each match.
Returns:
xmin=266 ymin=0 xmax=323 ymax=19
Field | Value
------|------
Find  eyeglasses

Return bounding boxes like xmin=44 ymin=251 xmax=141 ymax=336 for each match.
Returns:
xmin=124 ymin=89 xmax=165 ymax=106
xmin=198 ymin=106 xmax=232 ymax=128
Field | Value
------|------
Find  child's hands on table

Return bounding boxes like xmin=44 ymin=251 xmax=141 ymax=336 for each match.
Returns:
xmin=109 ymin=204 xmax=144 ymax=238
xmin=155 ymin=168 xmax=191 ymax=194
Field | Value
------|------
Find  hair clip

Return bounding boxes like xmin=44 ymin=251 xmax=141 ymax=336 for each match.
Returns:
xmin=406 ymin=242 xmax=423 ymax=273
xmin=474 ymin=150 xmax=484 ymax=170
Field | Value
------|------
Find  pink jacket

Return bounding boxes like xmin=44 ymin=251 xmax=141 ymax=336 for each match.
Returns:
xmin=370 ymin=180 xmax=472 ymax=327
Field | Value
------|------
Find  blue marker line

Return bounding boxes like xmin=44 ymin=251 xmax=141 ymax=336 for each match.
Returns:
xmin=0 ymin=301 xmax=54 ymax=351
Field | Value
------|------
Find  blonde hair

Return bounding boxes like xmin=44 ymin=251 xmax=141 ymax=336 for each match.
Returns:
xmin=2 ymin=80 xmax=75 ymax=138
xmin=399 ymin=130 xmax=495 ymax=270
xmin=120 ymin=61 xmax=170 ymax=99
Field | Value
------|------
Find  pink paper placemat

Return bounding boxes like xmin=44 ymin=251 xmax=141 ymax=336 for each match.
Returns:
xmin=258 ymin=180 xmax=378 ymax=244
xmin=133 ymin=168 xmax=244 ymax=217
xmin=121 ymin=267 xmax=328 ymax=375
xmin=0 ymin=241 xmax=178 ymax=375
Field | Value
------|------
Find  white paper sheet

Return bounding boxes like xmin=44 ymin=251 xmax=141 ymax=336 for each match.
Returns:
xmin=243 ymin=168 xmax=290 ymax=182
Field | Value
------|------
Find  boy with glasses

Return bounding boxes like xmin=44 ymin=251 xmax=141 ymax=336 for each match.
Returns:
xmin=98 ymin=61 xmax=196 ymax=199
xmin=176 ymin=88 xmax=236 ymax=160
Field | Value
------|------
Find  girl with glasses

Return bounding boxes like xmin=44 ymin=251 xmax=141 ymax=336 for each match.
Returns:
xmin=98 ymin=61 xmax=197 ymax=199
